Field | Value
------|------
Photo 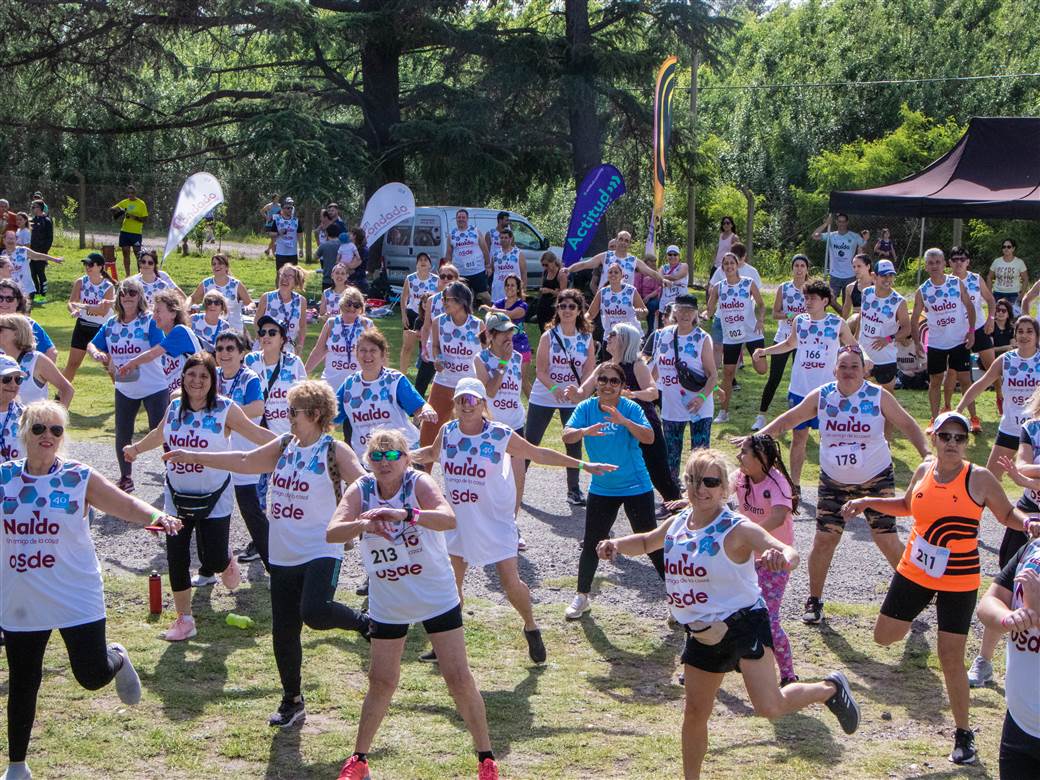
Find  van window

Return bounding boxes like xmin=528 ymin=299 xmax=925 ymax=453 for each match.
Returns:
xmin=510 ymin=221 xmax=543 ymax=252
xmin=385 ymin=219 xmax=413 ymax=246
xmin=413 ymin=215 xmax=441 ymax=247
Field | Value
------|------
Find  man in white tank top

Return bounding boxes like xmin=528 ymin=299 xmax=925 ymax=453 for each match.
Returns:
xmin=566 ymin=230 xmax=669 ymax=290
xmin=911 ymin=248 xmax=976 ymax=426
xmin=443 ymin=209 xmax=491 ymax=304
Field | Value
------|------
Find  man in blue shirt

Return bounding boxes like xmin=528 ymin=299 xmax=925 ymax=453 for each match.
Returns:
xmin=269 ymin=198 xmax=302 ymax=283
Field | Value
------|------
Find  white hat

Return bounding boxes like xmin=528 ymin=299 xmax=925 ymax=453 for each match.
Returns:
xmin=0 ymin=354 xmax=25 ymax=377
xmin=452 ymin=377 xmax=487 ymax=401
xmin=875 ymin=259 xmax=896 ymax=275
xmin=666 ymin=244 xmax=681 ymax=255
xmin=932 ymin=411 xmax=970 ymax=432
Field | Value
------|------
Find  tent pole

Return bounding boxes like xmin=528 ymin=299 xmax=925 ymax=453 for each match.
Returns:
xmin=916 ymin=217 xmax=926 ymax=285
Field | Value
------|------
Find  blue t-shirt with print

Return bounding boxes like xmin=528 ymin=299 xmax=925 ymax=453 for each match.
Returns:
xmin=569 ymin=395 xmax=652 ymax=496
xmin=819 ymin=230 xmax=866 ymax=279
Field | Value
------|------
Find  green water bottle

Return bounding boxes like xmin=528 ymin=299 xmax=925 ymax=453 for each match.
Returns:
xmin=226 ymin=613 xmax=255 ymax=629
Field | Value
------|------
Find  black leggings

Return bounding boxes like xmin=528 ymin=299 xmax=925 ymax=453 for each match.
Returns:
xmin=414 ymin=358 xmax=435 ymax=397
xmin=269 ymin=557 xmax=366 ymax=698
xmin=578 ymin=490 xmax=664 ymax=593
xmin=641 ymin=415 xmax=683 ymax=501
xmin=4 ymin=619 xmax=118 ymax=762
xmin=29 ymin=260 xmax=47 ymax=296
xmin=758 ymin=349 xmax=793 ymax=414
xmin=524 ymin=403 xmax=582 ymax=492
xmin=165 ymin=514 xmax=232 ymax=592
xmin=1001 ymin=709 xmax=1040 ymax=779
xmin=115 ymin=387 xmax=169 ymax=479
xmin=199 ymin=485 xmax=270 ymax=577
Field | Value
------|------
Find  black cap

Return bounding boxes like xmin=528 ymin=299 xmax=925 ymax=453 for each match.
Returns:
xmin=82 ymin=252 xmax=106 ymax=265
xmin=674 ymin=293 xmax=698 ymax=308
xmin=255 ymin=315 xmax=288 ymax=340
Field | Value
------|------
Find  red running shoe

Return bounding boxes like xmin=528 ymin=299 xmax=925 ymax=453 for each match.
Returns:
xmin=478 ymin=757 xmax=500 ymax=779
xmin=337 ymin=755 xmax=370 ymax=780
xmin=970 ymin=416 xmax=982 ymax=434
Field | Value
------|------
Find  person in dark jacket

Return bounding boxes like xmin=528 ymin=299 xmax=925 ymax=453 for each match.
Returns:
xmin=29 ymin=201 xmax=53 ymax=297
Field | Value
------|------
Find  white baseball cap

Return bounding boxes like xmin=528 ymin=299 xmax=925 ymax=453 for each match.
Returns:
xmin=0 ymin=354 xmax=25 ymax=378
xmin=453 ymin=377 xmax=488 ymax=401
xmin=875 ymin=260 xmax=896 ymax=276
xmin=666 ymin=245 xmax=681 ymax=255
xmin=932 ymin=411 xmax=970 ymax=432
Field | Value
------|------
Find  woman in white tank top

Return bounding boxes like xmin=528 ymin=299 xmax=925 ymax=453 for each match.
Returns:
xmin=0 ymin=313 xmax=73 ymax=407
xmin=255 ymin=264 xmax=309 ymax=354
xmin=595 ymin=448 xmax=861 ymax=779
xmin=713 ymin=216 xmax=740 ymax=269
xmin=305 ymin=286 xmax=373 ymax=393
xmin=399 ymin=252 xmax=437 ymax=374
xmin=587 ymin=263 xmax=646 ymax=349
xmin=189 ymin=254 xmax=252 ymax=333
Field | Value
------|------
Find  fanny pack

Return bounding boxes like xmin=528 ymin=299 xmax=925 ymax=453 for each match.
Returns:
xmin=685 ymin=606 xmax=759 ymax=646
xmin=673 ymin=330 xmax=707 ymax=393
xmin=166 ymin=474 xmax=231 ymax=523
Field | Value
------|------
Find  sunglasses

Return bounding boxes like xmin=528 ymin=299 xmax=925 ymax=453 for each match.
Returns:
xmin=30 ymin=423 xmax=63 ymax=437
xmin=214 ymin=345 xmax=238 ymax=353
xmin=0 ymin=295 xmax=15 ymax=303
xmin=1003 ymin=244 xmax=1015 ymax=249
xmin=287 ymin=407 xmax=311 ymax=418
xmin=369 ymin=449 xmax=403 ymax=462
xmin=838 ymin=344 xmax=863 ymax=355
xmin=443 ymin=296 xmax=459 ymax=304
xmin=455 ymin=395 xmax=482 ymax=406
xmin=1 ymin=375 xmax=24 ymax=385
xmin=684 ymin=475 xmax=722 ymax=488
xmin=343 ymin=301 xmax=363 ymax=309
xmin=439 ymin=274 xmax=456 ymax=280
xmin=205 ymin=300 xmax=223 ymax=307
xmin=258 ymin=327 xmax=281 ymax=338
xmin=120 ymin=290 xmax=140 ymax=297
xmin=556 ymin=302 xmax=578 ymax=311
xmin=936 ymin=431 xmax=969 ymax=444
xmin=597 ymin=375 xmax=622 ymax=386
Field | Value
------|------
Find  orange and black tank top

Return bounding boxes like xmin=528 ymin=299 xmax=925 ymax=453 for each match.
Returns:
xmin=898 ymin=461 xmax=984 ymax=592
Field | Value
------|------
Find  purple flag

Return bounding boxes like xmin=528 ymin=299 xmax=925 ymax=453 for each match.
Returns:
xmin=562 ymin=165 xmax=626 ymax=266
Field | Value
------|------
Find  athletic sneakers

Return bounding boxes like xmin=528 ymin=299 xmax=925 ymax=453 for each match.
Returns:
xmin=162 ymin=615 xmax=197 ymax=642
xmin=564 ymin=594 xmax=591 ymax=620
xmin=950 ymin=727 xmax=978 ymax=765
xmin=191 ymin=572 xmax=217 ymax=587
xmin=478 ymin=757 xmax=500 ymax=779
xmin=116 ymin=476 xmax=134 ymax=493
xmin=221 ymin=556 xmax=242 ymax=590
xmin=418 ymin=649 xmax=438 ymax=663
xmin=751 ymin=413 xmax=767 ymax=431
xmin=970 ymin=416 xmax=982 ymax=434
xmin=967 ymin=655 xmax=994 ymax=687
xmin=268 ymin=695 xmax=306 ymax=729
xmin=802 ymin=596 xmax=824 ymax=625
xmin=109 ymin=643 xmax=141 ymax=705
xmin=337 ymin=755 xmax=370 ymax=780
xmin=714 ymin=409 xmax=730 ymax=423
xmin=823 ymin=671 xmax=860 ymax=734
xmin=517 ymin=534 xmax=528 ymax=552
xmin=237 ymin=542 xmax=261 ymax=563
xmin=566 ymin=488 xmax=586 ymax=507
xmin=732 ymin=380 xmax=742 ymax=391
xmin=524 ymin=628 xmax=547 ymax=664
xmin=1 ymin=762 xmax=32 ymax=779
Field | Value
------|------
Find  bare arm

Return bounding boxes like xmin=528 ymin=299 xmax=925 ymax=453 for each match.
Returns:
xmin=162 ymin=434 xmax=286 ymax=475
xmin=35 ymin=354 xmax=74 ymax=408
xmin=622 ymin=359 xmax=658 ymax=403
xmin=736 ymin=389 xmax=818 ymax=443
xmin=632 ymin=288 xmax=647 ymax=319
xmin=841 ymin=282 xmax=855 ymax=319
xmin=956 ymin=356 xmax=1003 ymax=413
xmin=751 ymin=283 xmax=765 ymax=334
xmin=304 ymin=321 xmax=332 ymax=374
xmin=85 ymin=471 xmax=180 ymax=531
xmin=566 ymin=252 xmax=604 ymax=275
xmin=911 ymin=291 xmax=925 ymax=347
xmin=894 ymin=300 xmax=911 ymax=342
xmin=226 ymin=403 xmax=278 ymax=445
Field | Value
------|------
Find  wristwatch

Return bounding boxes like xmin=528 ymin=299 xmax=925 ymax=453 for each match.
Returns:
xmin=403 ymin=505 xmax=416 ymax=525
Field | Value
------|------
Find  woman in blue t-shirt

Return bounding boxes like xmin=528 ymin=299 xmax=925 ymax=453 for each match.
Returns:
xmin=561 ymin=362 xmax=663 ymax=620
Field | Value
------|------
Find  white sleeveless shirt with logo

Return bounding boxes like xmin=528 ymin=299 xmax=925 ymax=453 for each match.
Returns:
xmin=321 ymin=287 xmax=342 ymax=316
xmin=529 ymin=327 xmax=593 ymax=409
xmin=450 ymin=226 xmax=484 ymax=275
xmin=491 ymin=248 xmax=522 ymax=302
xmin=405 ymin=272 xmax=438 ymax=313
xmin=789 ymin=313 xmax=844 ymax=397
xmin=338 ymin=368 xmax=420 ymax=456
xmin=421 ymin=290 xmax=447 ymax=361
xmin=358 ymin=470 xmax=459 ymax=625
xmin=190 ymin=313 xmax=231 ymax=352
xmin=16 ymin=351 xmax=47 ymax=405
xmin=101 ymin=313 xmax=168 ymax=399
xmin=774 ymin=281 xmax=806 ymax=343
xmin=77 ymin=275 xmax=114 ymax=326
xmin=130 ymin=271 xmax=177 ymax=307
xmin=202 ymin=276 xmax=244 ymax=331
xmin=434 ymin=313 xmax=482 ymax=389
xmin=478 ymin=349 xmax=525 ymax=430
xmin=817 ymin=381 xmax=892 ymax=483
xmin=663 ymin=507 xmax=763 ymax=624
xmin=960 ymin=272 xmax=986 ymax=327
xmin=858 ymin=287 xmax=903 ymax=365
xmin=601 ymin=251 xmax=638 ymax=288
xmin=440 ymin=420 xmax=517 ymax=566
xmin=323 ymin=315 xmax=373 ymax=392
xmin=263 ymin=291 xmax=305 ymax=352
xmin=5 ymin=246 xmax=35 ymax=295
xmin=245 ymin=351 xmax=307 ymax=435
xmin=268 ymin=434 xmax=343 ymax=566
xmin=1005 ymin=538 xmax=1040 ymax=738
xmin=715 ymin=277 xmax=757 ymax=344
xmin=999 ymin=349 xmax=1040 ymax=436
xmin=598 ymin=284 xmax=640 ymax=335
xmin=0 ymin=459 xmax=101 ymax=630
xmin=219 ymin=366 xmax=263 ymax=486
xmin=658 ymin=261 xmax=685 ymax=311
xmin=0 ymin=400 xmax=23 ymax=460
xmin=653 ymin=325 xmax=713 ymax=422
xmin=163 ymin=396 xmax=233 ymax=517
xmin=919 ymin=275 xmax=968 ymax=349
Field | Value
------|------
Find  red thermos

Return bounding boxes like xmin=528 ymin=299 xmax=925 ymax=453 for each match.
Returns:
xmin=149 ymin=571 xmax=162 ymax=615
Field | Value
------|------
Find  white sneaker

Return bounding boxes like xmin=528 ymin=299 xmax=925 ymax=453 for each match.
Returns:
xmin=109 ymin=643 xmax=141 ymax=704
xmin=564 ymin=594 xmax=591 ymax=620
xmin=967 ymin=655 xmax=994 ymax=687
xmin=751 ymin=413 xmax=767 ymax=431
xmin=714 ymin=410 xmax=730 ymax=423
xmin=2 ymin=762 xmax=32 ymax=779
xmin=191 ymin=573 xmax=217 ymax=587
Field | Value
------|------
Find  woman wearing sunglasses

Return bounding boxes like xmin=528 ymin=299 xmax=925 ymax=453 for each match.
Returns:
xmin=0 ymin=280 xmax=57 ymax=364
xmin=128 ymin=248 xmax=182 ymax=306
xmin=587 ymin=263 xmax=647 ymax=360
xmin=484 ymin=273 xmax=533 ymax=396
xmin=414 ymin=263 xmax=460 ymax=396
xmin=399 ymin=252 xmax=438 ymax=374
xmin=305 ymin=286 xmax=372 ymax=393
xmin=0 ymin=355 xmax=27 ymax=459
xmin=327 ymin=428 xmax=500 ymax=780
xmin=0 ymin=314 xmax=73 ymax=407
xmin=0 ymin=399 xmax=182 ymax=780
xmin=86 ymin=279 xmax=171 ymax=493
xmin=117 ymin=290 xmax=202 ymax=395
xmin=597 ymin=448 xmax=860 ymax=780
xmin=124 ymin=353 xmax=275 ymax=641
xmin=527 ymin=288 xmax=597 ymax=507
xmin=164 ymin=380 xmax=369 ymax=728
xmin=190 ymin=291 xmax=232 ymax=353
xmin=65 ymin=251 xmax=115 ymax=382
xmin=190 ymin=254 xmax=252 ymax=333
xmin=841 ymin=411 xmax=1040 ymax=766
xmin=255 ymin=263 xmax=308 ymax=354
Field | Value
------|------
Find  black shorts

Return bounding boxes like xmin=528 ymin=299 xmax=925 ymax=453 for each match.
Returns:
xmin=681 ymin=607 xmax=773 ymax=673
xmin=927 ymin=344 xmax=971 ymax=375
xmin=723 ymin=339 xmax=764 ymax=366
xmin=118 ymin=230 xmax=142 ymax=249
xmin=997 ymin=429 xmax=1022 ymax=451
xmin=817 ymin=466 xmax=897 ymax=533
xmin=71 ymin=319 xmax=103 ymax=351
xmin=999 ymin=527 xmax=1030 ymax=569
xmin=972 ymin=326 xmax=994 ymax=353
xmin=264 ymin=220 xmax=276 ymax=232
xmin=405 ymin=308 xmax=420 ymax=330
xmin=368 ymin=602 xmax=463 ymax=641
xmin=879 ymin=571 xmax=977 ymax=635
xmin=870 ymin=362 xmax=897 ymax=385
xmin=1000 ymin=709 xmax=1040 ymax=780
xmin=462 ymin=271 xmax=489 ymax=296
xmin=274 ymin=254 xmax=298 ymax=271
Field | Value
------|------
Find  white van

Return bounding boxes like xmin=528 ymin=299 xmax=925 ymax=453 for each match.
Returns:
xmin=380 ymin=206 xmax=565 ymax=290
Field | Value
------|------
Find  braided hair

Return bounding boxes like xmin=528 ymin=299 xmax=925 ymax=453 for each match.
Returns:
xmin=741 ymin=434 xmax=797 ymax=512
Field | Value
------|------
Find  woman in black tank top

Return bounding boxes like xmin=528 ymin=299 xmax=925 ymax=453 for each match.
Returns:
xmin=537 ymin=252 xmax=567 ymax=331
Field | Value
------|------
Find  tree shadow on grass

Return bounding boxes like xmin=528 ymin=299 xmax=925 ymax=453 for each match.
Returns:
xmin=578 ymin=617 xmax=684 ymax=705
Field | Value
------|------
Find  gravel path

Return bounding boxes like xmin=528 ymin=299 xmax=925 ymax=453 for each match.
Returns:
xmin=79 ymin=439 xmax=1009 ymax=624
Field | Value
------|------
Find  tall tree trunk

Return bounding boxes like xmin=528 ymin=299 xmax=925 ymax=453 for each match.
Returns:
xmin=564 ymin=0 xmax=602 ymax=189
xmin=360 ymin=6 xmax=404 ymax=200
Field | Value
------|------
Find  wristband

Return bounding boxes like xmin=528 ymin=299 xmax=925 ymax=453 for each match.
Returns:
xmin=886 ymin=335 xmax=894 ymax=343
xmin=498 ymin=358 xmax=509 ymax=367
xmin=550 ymin=384 xmax=559 ymax=392
xmin=578 ymin=461 xmax=585 ymax=471
xmin=150 ymin=511 xmax=163 ymax=523
xmin=696 ymin=392 xmax=706 ymax=401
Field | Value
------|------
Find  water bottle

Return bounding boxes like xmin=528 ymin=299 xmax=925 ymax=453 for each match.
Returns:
xmin=226 ymin=613 xmax=255 ymax=630
xmin=148 ymin=571 xmax=162 ymax=615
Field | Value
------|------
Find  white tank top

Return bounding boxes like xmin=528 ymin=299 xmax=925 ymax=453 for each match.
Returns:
xmin=858 ymin=287 xmax=903 ymax=365
xmin=202 ymin=276 xmax=244 ymax=331
xmin=601 ymin=251 xmax=638 ymax=288
xmin=774 ymin=281 xmax=807 ymax=343
xmin=219 ymin=366 xmax=263 ymax=486
xmin=77 ymin=275 xmax=113 ymax=326
xmin=131 ymin=272 xmax=176 ymax=307
xmin=16 ymin=351 xmax=48 ymax=405
xmin=0 ymin=400 xmax=23 ymax=460
xmin=663 ymin=508 xmax=763 ymax=624
xmin=1005 ymin=539 xmax=1040 ymax=737
xmin=321 ymin=287 xmax=342 ymax=316
xmin=960 ymin=272 xmax=986 ymax=326
xmin=478 ymin=349 xmax=525 ymax=430
xmin=405 ymin=272 xmax=437 ymax=313
xmin=322 ymin=315 xmax=373 ymax=392
xmin=1000 ymin=350 xmax=1040 ymax=436
xmin=491 ymin=248 xmax=522 ymax=302
xmin=264 ymin=291 xmax=305 ymax=352
xmin=714 ymin=233 xmax=736 ymax=268
xmin=245 ymin=351 xmax=306 ymax=435
xmin=919 ymin=275 xmax=968 ymax=350
xmin=789 ymin=313 xmax=844 ymax=397
xmin=357 ymin=470 xmax=459 ymax=624
xmin=7 ymin=246 xmax=34 ymax=295
xmin=659 ymin=261 xmax=685 ymax=310
xmin=0 ymin=459 xmax=103 ymax=630
xmin=653 ymin=325 xmax=714 ymax=422
xmin=338 ymin=368 xmax=420 ymax=457
xmin=190 ymin=313 xmax=231 ymax=352
xmin=161 ymin=326 xmax=203 ymax=393
xmin=268 ymin=434 xmax=343 ymax=566
xmin=715 ymin=277 xmax=757 ymax=345
xmin=450 ymin=226 xmax=483 ymax=275
xmin=529 ymin=327 xmax=593 ymax=408
xmin=421 ymin=290 xmax=447 ymax=360
xmin=163 ymin=396 xmax=233 ymax=516
xmin=598 ymin=284 xmax=639 ymax=335
xmin=817 ymin=381 xmax=892 ymax=482
xmin=1020 ymin=420 xmax=1040 ymax=509
xmin=433 ymin=313 xmax=482 ymax=389
xmin=101 ymin=313 xmax=168 ymax=399
xmin=440 ymin=420 xmax=518 ymax=566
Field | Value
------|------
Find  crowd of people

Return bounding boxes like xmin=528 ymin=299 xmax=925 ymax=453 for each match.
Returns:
xmin=0 ymin=195 xmax=1038 ymax=780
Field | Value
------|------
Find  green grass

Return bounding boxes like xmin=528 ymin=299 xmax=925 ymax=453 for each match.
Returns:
xmin=11 ymin=575 xmax=1006 ymax=779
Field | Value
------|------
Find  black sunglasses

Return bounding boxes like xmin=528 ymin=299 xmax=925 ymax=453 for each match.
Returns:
xmin=1 ymin=375 xmax=24 ymax=385
xmin=258 ymin=327 xmax=281 ymax=337
xmin=120 ymin=290 xmax=140 ymax=297
xmin=596 ymin=375 xmax=622 ymax=386
xmin=214 ymin=345 xmax=238 ymax=353
xmin=936 ymin=431 xmax=969 ymax=444
xmin=343 ymin=301 xmax=363 ymax=309
xmin=439 ymin=273 xmax=456 ymax=280
xmin=0 ymin=295 xmax=16 ymax=303
xmin=30 ymin=423 xmax=64 ymax=437
xmin=556 ymin=302 xmax=578 ymax=311
xmin=1002 ymin=244 xmax=1015 ymax=249
xmin=139 ymin=259 xmax=156 ymax=266
xmin=684 ymin=474 xmax=722 ymax=488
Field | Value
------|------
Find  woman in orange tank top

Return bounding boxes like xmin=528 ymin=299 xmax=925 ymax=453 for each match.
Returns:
xmin=842 ymin=411 xmax=1040 ymax=766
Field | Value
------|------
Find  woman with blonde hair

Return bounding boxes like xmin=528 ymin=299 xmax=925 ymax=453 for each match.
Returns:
xmin=0 ymin=313 xmax=73 ymax=407
xmin=305 ymin=285 xmax=372 ymax=392
xmin=255 ymin=263 xmax=309 ymax=353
